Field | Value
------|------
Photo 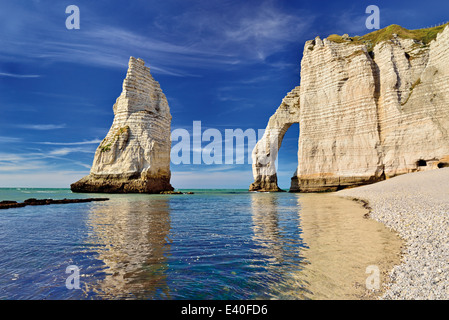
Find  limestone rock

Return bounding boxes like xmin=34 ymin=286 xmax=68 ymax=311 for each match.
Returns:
xmin=71 ymin=57 xmax=174 ymax=193
xmin=249 ymin=87 xmax=300 ymax=191
xmin=251 ymin=24 xmax=449 ymax=192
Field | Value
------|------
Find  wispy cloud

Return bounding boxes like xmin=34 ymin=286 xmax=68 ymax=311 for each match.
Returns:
xmin=0 ymin=1 xmax=313 ymax=74
xmin=37 ymin=139 xmax=102 ymax=146
xmin=0 ymin=72 xmax=40 ymax=78
xmin=16 ymin=124 xmax=67 ymax=130
xmin=0 ymin=136 xmax=22 ymax=143
xmin=0 ymin=145 xmax=94 ymax=172
xmin=0 ymin=160 xmax=48 ymax=172
xmin=48 ymin=147 xmax=95 ymax=156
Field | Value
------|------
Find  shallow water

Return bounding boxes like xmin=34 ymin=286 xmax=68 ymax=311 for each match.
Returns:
xmin=0 ymin=189 xmax=401 ymax=300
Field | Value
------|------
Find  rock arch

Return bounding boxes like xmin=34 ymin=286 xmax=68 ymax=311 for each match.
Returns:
xmin=251 ymin=25 xmax=449 ymax=193
xmin=249 ymin=87 xmax=300 ymax=192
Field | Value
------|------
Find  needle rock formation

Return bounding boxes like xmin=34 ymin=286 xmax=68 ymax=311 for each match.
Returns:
xmin=71 ymin=57 xmax=174 ymax=193
xmin=250 ymin=24 xmax=449 ymax=192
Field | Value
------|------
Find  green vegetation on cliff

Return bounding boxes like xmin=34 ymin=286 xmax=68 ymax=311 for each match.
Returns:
xmin=327 ymin=23 xmax=449 ymax=51
xmin=99 ymin=126 xmax=130 ymax=152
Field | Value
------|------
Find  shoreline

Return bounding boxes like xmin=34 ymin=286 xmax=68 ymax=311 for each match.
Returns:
xmin=337 ymin=168 xmax=449 ymax=299
xmin=297 ymin=193 xmax=403 ymax=300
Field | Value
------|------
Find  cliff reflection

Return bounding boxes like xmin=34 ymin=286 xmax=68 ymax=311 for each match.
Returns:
xmin=84 ymin=196 xmax=171 ymax=299
xmin=250 ymin=193 xmax=310 ymax=299
xmin=296 ymin=193 xmax=402 ymax=299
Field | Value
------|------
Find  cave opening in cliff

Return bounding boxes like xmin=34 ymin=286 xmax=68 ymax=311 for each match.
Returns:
xmin=275 ymin=123 xmax=299 ymax=190
xmin=438 ymin=162 xmax=449 ymax=168
xmin=416 ymin=159 xmax=427 ymax=167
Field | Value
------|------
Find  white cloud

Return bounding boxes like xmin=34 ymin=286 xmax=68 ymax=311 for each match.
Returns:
xmin=0 ymin=72 xmax=40 ymax=78
xmin=0 ymin=161 xmax=47 ymax=172
xmin=0 ymin=1 xmax=313 ymax=74
xmin=0 ymin=136 xmax=22 ymax=143
xmin=0 ymin=147 xmax=93 ymax=173
xmin=48 ymin=147 xmax=95 ymax=156
xmin=16 ymin=124 xmax=67 ymax=130
xmin=38 ymin=139 xmax=102 ymax=146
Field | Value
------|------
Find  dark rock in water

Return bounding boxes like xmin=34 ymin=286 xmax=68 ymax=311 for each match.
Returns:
xmin=0 ymin=201 xmax=27 ymax=209
xmin=159 ymin=191 xmax=194 ymax=194
xmin=24 ymin=198 xmax=51 ymax=205
xmin=0 ymin=198 xmax=109 ymax=210
xmin=159 ymin=190 xmax=183 ymax=194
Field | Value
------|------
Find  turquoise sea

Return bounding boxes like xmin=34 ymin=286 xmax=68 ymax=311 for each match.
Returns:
xmin=0 ymin=188 xmax=398 ymax=300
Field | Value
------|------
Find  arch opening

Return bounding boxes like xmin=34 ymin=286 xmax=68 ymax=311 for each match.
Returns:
xmin=275 ymin=123 xmax=300 ymax=191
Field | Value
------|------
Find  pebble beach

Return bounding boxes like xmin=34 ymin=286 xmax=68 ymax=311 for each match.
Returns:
xmin=338 ymin=168 xmax=449 ymax=299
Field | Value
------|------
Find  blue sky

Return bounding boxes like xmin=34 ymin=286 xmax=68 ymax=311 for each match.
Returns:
xmin=1 ymin=0 xmax=448 ymax=189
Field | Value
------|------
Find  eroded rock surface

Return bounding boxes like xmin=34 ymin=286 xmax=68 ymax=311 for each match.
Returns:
xmin=249 ymin=87 xmax=300 ymax=191
xmin=71 ymin=57 xmax=174 ymax=193
xmin=251 ymin=25 xmax=449 ymax=192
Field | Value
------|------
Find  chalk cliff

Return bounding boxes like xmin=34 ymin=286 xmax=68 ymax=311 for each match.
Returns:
xmin=251 ymin=24 xmax=449 ymax=192
xmin=71 ymin=57 xmax=174 ymax=193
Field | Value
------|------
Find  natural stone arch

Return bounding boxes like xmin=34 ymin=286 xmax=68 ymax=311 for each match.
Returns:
xmin=249 ymin=87 xmax=300 ymax=192
xmin=252 ymin=26 xmax=449 ymax=193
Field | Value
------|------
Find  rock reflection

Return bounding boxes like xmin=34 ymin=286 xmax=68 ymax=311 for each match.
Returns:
xmin=250 ymin=193 xmax=310 ymax=299
xmin=249 ymin=192 xmax=402 ymax=300
xmin=297 ymin=193 xmax=402 ymax=300
xmin=251 ymin=193 xmax=284 ymax=262
xmin=84 ymin=196 xmax=171 ymax=299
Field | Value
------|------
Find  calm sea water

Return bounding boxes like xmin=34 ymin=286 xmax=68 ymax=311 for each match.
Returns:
xmin=0 ymin=187 xmax=402 ymax=300
xmin=0 ymin=188 xmax=313 ymax=300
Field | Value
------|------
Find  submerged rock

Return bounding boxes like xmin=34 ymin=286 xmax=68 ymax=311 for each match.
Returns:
xmin=71 ymin=57 xmax=174 ymax=193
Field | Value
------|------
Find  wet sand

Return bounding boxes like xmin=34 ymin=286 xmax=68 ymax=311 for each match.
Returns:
xmin=295 ymin=193 xmax=403 ymax=299
xmin=270 ymin=193 xmax=403 ymax=300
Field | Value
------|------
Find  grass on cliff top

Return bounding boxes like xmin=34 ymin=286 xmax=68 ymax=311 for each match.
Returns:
xmin=327 ymin=23 xmax=449 ymax=50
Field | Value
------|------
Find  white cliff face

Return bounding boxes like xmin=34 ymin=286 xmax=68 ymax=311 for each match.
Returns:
xmin=71 ymin=57 xmax=174 ymax=193
xmin=251 ymin=25 xmax=449 ymax=192
xmin=377 ymin=30 xmax=449 ymax=177
xmin=293 ymin=37 xmax=384 ymax=192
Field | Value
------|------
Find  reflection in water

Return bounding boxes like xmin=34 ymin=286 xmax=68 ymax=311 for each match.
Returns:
xmin=251 ymin=193 xmax=284 ymax=263
xmin=250 ymin=193 xmax=310 ymax=299
xmin=84 ymin=197 xmax=172 ymax=299
xmin=250 ymin=192 xmax=402 ymax=300
xmin=73 ymin=192 xmax=401 ymax=300
xmin=297 ymin=193 xmax=402 ymax=300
